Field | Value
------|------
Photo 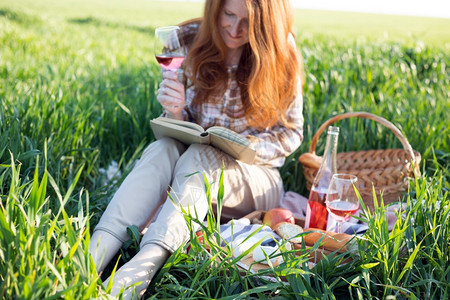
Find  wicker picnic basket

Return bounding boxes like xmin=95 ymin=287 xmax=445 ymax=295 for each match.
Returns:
xmin=299 ymin=112 xmax=421 ymax=209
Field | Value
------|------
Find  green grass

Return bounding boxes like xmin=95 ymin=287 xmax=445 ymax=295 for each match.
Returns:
xmin=2 ymin=0 xmax=449 ymax=45
xmin=293 ymin=9 xmax=450 ymax=46
xmin=0 ymin=0 xmax=449 ymax=299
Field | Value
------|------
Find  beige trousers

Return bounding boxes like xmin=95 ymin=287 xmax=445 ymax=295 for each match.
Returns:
xmin=94 ymin=137 xmax=283 ymax=253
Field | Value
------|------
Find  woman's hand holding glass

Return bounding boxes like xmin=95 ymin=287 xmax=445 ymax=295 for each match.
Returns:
xmin=157 ymin=70 xmax=185 ymax=118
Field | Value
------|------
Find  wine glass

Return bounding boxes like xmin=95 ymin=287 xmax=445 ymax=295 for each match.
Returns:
xmin=325 ymin=174 xmax=360 ymax=233
xmin=154 ymin=26 xmax=185 ymax=71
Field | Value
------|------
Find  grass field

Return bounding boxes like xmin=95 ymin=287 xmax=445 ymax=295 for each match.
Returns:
xmin=1 ymin=0 xmax=449 ymax=299
xmin=2 ymin=0 xmax=450 ymax=45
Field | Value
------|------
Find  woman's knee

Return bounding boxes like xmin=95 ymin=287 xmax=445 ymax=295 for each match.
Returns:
xmin=141 ymin=138 xmax=186 ymax=159
xmin=177 ymin=144 xmax=230 ymax=170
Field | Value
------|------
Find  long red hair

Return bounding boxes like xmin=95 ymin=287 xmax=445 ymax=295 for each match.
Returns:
xmin=184 ymin=0 xmax=303 ymax=130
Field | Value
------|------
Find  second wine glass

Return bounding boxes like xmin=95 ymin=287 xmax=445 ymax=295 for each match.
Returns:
xmin=325 ymin=174 xmax=360 ymax=234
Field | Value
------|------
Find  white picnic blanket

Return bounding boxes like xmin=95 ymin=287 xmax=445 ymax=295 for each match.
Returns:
xmin=219 ymin=218 xmax=280 ymax=247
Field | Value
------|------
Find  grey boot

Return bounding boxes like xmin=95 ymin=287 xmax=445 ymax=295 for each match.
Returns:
xmin=89 ymin=230 xmax=123 ymax=273
xmin=104 ymin=243 xmax=169 ymax=299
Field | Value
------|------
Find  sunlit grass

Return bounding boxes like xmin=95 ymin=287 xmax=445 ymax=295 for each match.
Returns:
xmin=0 ymin=0 xmax=449 ymax=299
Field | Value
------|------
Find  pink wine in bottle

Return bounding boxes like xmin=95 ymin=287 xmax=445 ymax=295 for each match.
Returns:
xmin=305 ymin=187 xmax=338 ymax=230
xmin=304 ymin=126 xmax=339 ymax=230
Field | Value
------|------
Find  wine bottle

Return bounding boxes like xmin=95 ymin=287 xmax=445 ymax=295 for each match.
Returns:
xmin=304 ymin=126 xmax=339 ymax=230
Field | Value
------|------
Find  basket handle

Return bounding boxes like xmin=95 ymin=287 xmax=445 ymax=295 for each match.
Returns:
xmin=309 ymin=112 xmax=417 ymax=162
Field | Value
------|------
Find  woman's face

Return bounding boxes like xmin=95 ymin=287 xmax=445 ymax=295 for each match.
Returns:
xmin=218 ymin=0 xmax=249 ymax=52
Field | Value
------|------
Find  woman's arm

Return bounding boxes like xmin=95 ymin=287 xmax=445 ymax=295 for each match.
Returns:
xmin=244 ymin=90 xmax=304 ymax=168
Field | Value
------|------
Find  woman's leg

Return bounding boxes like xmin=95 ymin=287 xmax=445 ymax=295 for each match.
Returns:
xmin=137 ymin=143 xmax=283 ymax=251
xmin=104 ymin=144 xmax=214 ymax=298
xmin=140 ymin=144 xmax=234 ymax=251
xmin=106 ymin=144 xmax=283 ymax=298
xmin=230 ymin=160 xmax=284 ymax=214
xmin=90 ymin=138 xmax=186 ymax=273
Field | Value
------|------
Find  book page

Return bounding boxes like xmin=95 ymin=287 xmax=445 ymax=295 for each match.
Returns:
xmin=209 ymin=133 xmax=255 ymax=164
xmin=208 ymin=127 xmax=255 ymax=164
xmin=150 ymin=118 xmax=210 ymax=145
xmin=153 ymin=117 xmax=205 ymax=133
xmin=207 ymin=126 xmax=251 ymax=147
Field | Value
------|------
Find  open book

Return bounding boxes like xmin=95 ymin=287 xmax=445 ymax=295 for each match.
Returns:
xmin=150 ymin=117 xmax=256 ymax=164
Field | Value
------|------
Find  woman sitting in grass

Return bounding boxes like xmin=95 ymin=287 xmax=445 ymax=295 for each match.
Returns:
xmin=89 ymin=0 xmax=304 ymax=298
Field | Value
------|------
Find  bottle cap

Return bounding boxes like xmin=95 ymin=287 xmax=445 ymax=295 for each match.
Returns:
xmin=327 ymin=126 xmax=340 ymax=134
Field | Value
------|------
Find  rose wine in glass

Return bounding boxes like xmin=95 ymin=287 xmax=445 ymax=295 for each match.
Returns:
xmin=155 ymin=55 xmax=185 ymax=71
xmin=326 ymin=174 xmax=359 ymax=233
xmin=327 ymin=200 xmax=359 ymax=222
xmin=154 ymin=26 xmax=185 ymax=71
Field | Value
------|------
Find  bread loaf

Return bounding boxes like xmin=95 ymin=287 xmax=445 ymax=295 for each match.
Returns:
xmin=302 ymin=228 xmax=357 ymax=253
xmin=273 ymin=222 xmax=303 ymax=243
xmin=274 ymin=223 xmax=357 ymax=253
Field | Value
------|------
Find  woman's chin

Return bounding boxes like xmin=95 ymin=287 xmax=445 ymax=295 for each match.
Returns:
xmin=225 ymin=42 xmax=245 ymax=52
